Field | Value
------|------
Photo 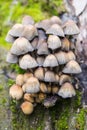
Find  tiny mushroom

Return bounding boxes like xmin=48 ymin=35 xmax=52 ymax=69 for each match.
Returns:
xmin=22 ymin=15 xmax=34 ymax=25
xmin=16 ymin=74 xmax=24 ymax=86
xmin=34 ymin=67 xmax=44 ymax=81
xmin=24 ymin=93 xmax=34 ymax=103
xmin=6 ymin=51 xmax=18 ymax=63
xmin=40 ymin=82 xmax=48 ymax=93
xmin=44 ymin=71 xmax=56 ymax=82
xmin=59 ymin=74 xmax=72 ymax=85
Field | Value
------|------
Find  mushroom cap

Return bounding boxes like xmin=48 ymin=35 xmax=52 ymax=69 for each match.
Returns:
xmin=21 ymin=25 xmax=38 ymax=41
xmin=22 ymin=15 xmax=34 ymax=25
xmin=62 ymin=60 xmax=82 ymax=74
xmin=5 ymin=31 xmax=15 ymax=43
xmin=47 ymin=85 xmax=52 ymax=93
xmin=34 ymin=67 xmax=44 ymax=81
xmin=46 ymin=24 xmax=64 ymax=37
xmin=55 ymin=51 xmax=68 ymax=65
xmin=35 ymin=19 xmax=52 ymax=31
xmin=63 ymin=20 xmax=80 ymax=35
xmin=38 ymin=93 xmax=46 ymax=101
xmin=21 ymin=101 xmax=34 ymax=115
xmin=59 ymin=74 xmax=72 ymax=85
xmin=50 ymin=16 xmax=62 ymax=25
xmin=19 ymin=54 xmax=38 ymax=69
xmin=58 ymin=82 xmax=76 ymax=98
xmin=31 ymin=37 xmax=38 ymax=50
xmin=9 ymin=23 xmax=24 ymax=37
xmin=47 ymin=35 xmax=61 ymax=50
xmin=38 ymin=29 xmax=47 ymax=40
xmin=24 ymin=93 xmax=34 ymax=103
xmin=43 ymin=54 xmax=58 ymax=67
xmin=37 ymin=41 xmax=49 ymax=55
xmin=36 ymin=56 xmax=45 ymax=67
xmin=61 ymin=37 xmax=70 ymax=51
xmin=44 ymin=71 xmax=56 ymax=82
xmin=67 ymin=51 xmax=76 ymax=62
xmin=10 ymin=37 xmax=34 ymax=55
xmin=52 ymin=85 xmax=59 ymax=94
xmin=25 ymin=77 xmax=40 ymax=93
xmin=40 ymin=82 xmax=48 ymax=93
xmin=6 ymin=52 xmax=18 ymax=63
xmin=16 ymin=74 xmax=24 ymax=86
xmin=23 ymin=72 xmax=33 ymax=82
xmin=9 ymin=84 xmax=23 ymax=100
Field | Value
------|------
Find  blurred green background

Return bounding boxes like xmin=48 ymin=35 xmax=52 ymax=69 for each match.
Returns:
xmin=0 ymin=0 xmax=65 ymax=49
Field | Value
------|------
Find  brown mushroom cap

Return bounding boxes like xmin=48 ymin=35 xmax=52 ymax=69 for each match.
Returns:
xmin=22 ymin=15 xmax=34 ymax=25
xmin=61 ymin=37 xmax=70 ymax=51
xmin=40 ymin=82 xmax=48 ymax=93
xmin=58 ymin=82 xmax=76 ymax=98
xmin=34 ymin=67 xmax=44 ymax=81
xmin=6 ymin=52 xmax=18 ymax=63
xmin=9 ymin=84 xmax=23 ymax=100
xmin=46 ymin=24 xmax=64 ymax=37
xmin=21 ymin=101 xmax=34 ymax=115
xmin=19 ymin=54 xmax=38 ymax=69
xmin=47 ymin=35 xmax=61 ymax=50
xmin=9 ymin=23 xmax=24 ymax=37
xmin=25 ymin=77 xmax=40 ymax=93
xmin=52 ymin=85 xmax=59 ymax=94
xmin=24 ymin=93 xmax=34 ymax=103
xmin=63 ymin=20 xmax=80 ymax=35
xmin=59 ymin=74 xmax=72 ymax=85
xmin=62 ymin=60 xmax=82 ymax=74
xmin=10 ymin=37 xmax=34 ymax=55
xmin=21 ymin=25 xmax=38 ymax=41
xmin=16 ymin=74 xmax=24 ymax=86
xmin=23 ymin=72 xmax=33 ymax=82
xmin=43 ymin=54 xmax=58 ymax=67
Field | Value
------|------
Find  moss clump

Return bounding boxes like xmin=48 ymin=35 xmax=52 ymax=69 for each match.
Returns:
xmin=76 ymin=109 xmax=85 ymax=130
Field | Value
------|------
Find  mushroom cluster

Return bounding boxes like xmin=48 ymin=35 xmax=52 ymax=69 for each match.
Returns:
xmin=6 ymin=15 xmax=82 ymax=115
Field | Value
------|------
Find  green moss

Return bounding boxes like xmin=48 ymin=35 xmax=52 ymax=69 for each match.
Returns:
xmin=0 ymin=85 xmax=3 ymax=91
xmin=76 ymin=109 xmax=85 ymax=130
xmin=74 ymin=91 xmax=82 ymax=108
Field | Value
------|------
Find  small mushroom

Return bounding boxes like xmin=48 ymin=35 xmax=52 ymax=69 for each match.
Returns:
xmin=43 ymin=54 xmax=58 ymax=67
xmin=34 ymin=67 xmax=44 ymax=81
xmin=46 ymin=24 xmax=64 ymax=37
xmin=59 ymin=74 xmax=72 ymax=85
xmin=40 ymin=82 xmax=48 ymax=93
xmin=63 ymin=20 xmax=80 ymax=35
xmin=22 ymin=15 xmax=34 ymax=25
xmin=21 ymin=101 xmax=34 ymax=115
xmin=50 ymin=16 xmax=62 ymax=25
xmin=47 ymin=35 xmax=61 ymax=50
xmin=22 ymin=25 xmax=38 ymax=41
xmin=6 ymin=52 xmax=18 ymax=63
xmin=5 ymin=31 xmax=15 ymax=43
xmin=9 ymin=84 xmax=23 ymax=100
xmin=11 ymin=37 xmax=34 ymax=55
xmin=55 ymin=51 xmax=68 ymax=65
xmin=37 ymin=41 xmax=49 ymax=55
xmin=62 ymin=60 xmax=82 ymax=74
xmin=67 ymin=51 xmax=76 ymax=62
xmin=19 ymin=54 xmax=38 ymax=69
xmin=24 ymin=93 xmax=34 ymax=103
xmin=36 ymin=56 xmax=45 ymax=67
xmin=61 ymin=37 xmax=70 ymax=51
xmin=44 ymin=71 xmax=56 ymax=82
xmin=52 ymin=85 xmax=59 ymax=94
xmin=58 ymin=82 xmax=76 ymax=98
xmin=23 ymin=72 xmax=33 ymax=82
xmin=31 ymin=37 xmax=38 ymax=50
xmin=38 ymin=92 xmax=46 ymax=101
xmin=25 ymin=77 xmax=40 ymax=93
xmin=16 ymin=74 xmax=24 ymax=86
xmin=38 ymin=29 xmax=47 ymax=40
xmin=47 ymin=85 xmax=52 ymax=93
xmin=9 ymin=23 xmax=24 ymax=37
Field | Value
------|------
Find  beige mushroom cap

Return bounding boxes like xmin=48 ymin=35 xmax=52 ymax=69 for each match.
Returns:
xmin=25 ymin=77 xmax=40 ymax=93
xmin=11 ymin=37 xmax=34 ymax=55
xmin=59 ymin=74 xmax=72 ymax=85
xmin=23 ymin=72 xmax=33 ymax=82
xmin=36 ymin=56 xmax=45 ymax=67
xmin=9 ymin=23 xmax=24 ymax=37
xmin=6 ymin=51 xmax=18 ymax=63
xmin=58 ymin=82 xmax=76 ymax=98
xmin=24 ymin=93 xmax=34 ymax=103
xmin=16 ymin=74 xmax=24 ymax=86
xmin=40 ymin=82 xmax=48 ymax=93
xmin=21 ymin=101 xmax=34 ymax=115
xmin=50 ymin=16 xmax=62 ymax=25
xmin=47 ymin=35 xmax=61 ymax=50
xmin=44 ymin=71 xmax=56 ymax=82
xmin=62 ymin=60 xmax=82 ymax=74
xmin=61 ymin=37 xmax=70 ymax=51
xmin=22 ymin=15 xmax=34 ymax=25
xmin=67 ymin=51 xmax=76 ymax=62
xmin=46 ymin=24 xmax=64 ymax=37
xmin=43 ymin=54 xmax=58 ymax=67
xmin=63 ymin=20 xmax=80 ymax=35
xmin=34 ymin=67 xmax=44 ymax=81
xmin=9 ymin=84 xmax=23 ymax=100
xmin=21 ymin=25 xmax=38 ymax=41
xmin=19 ymin=54 xmax=38 ymax=69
